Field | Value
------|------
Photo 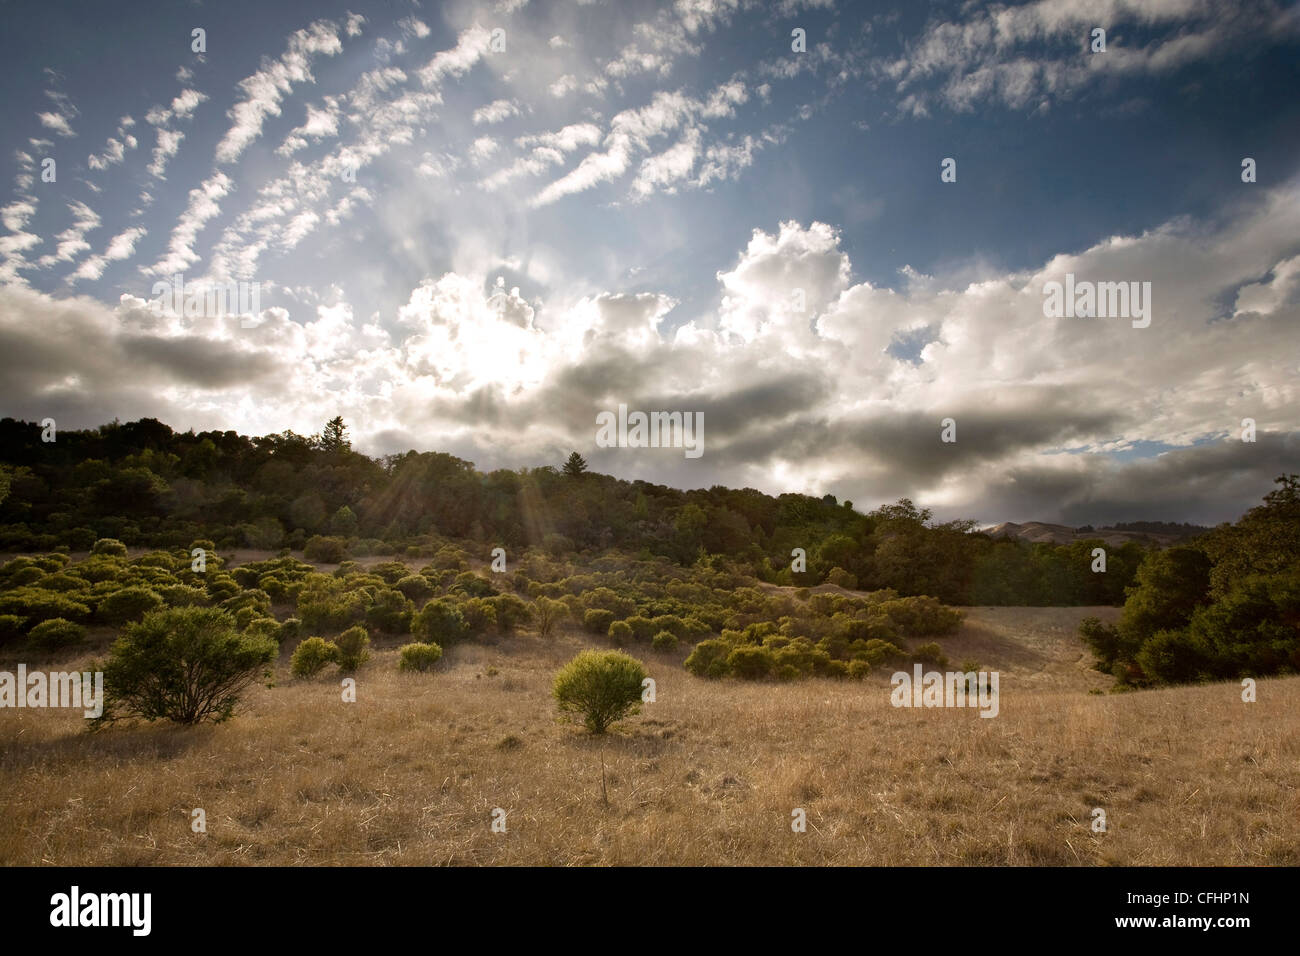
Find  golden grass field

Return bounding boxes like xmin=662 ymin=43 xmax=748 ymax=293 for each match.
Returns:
xmin=2 ymin=590 xmax=1297 ymax=866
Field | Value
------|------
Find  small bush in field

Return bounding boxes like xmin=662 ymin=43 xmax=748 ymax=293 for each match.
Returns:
xmin=335 ymin=625 xmax=371 ymax=671
xmin=552 ymin=650 xmax=647 ymax=735
xmin=651 ymin=630 xmax=678 ymax=652
xmin=398 ymin=642 xmax=443 ymax=672
xmin=28 ymin=617 xmax=86 ymax=650
xmin=98 ymin=607 xmax=277 ymax=724
xmin=91 ymin=538 xmax=128 ymax=558
xmin=291 ymin=637 xmax=340 ymax=677
xmin=395 ymin=574 xmax=433 ymax=602
xmin=826 ymin=567 xmax=858 ymax=589
xmin=726 ymin=644 xmax=775 ymax=679
xmin=277 ymin=617 xmax=302 ymax=644
xmin=583 ymin=608 xmax=615 ymax=635
xmin=460 ymin=597 xmax=498 ymax=637
xmin=608 ymin=620 xmax=632 ymax=645
xmin=847 ymin=659 xmax=872 ymax=680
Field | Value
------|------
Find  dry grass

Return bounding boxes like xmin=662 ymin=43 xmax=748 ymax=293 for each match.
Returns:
xmin=2 ymin=607 xmax=1297 ymax=866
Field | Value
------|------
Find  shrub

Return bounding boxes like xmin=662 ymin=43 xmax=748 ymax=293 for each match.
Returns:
xmin=290 ymin=637 xmax=340 ymax=678
xmin=651 ymin=630 xmax=679 ymax=652
xmin=91 ymin=538 xmax=129 ymax=558
xmin=583 ymin=608 xmax=616 ymax=635
xmin=857 ymin=639 xmax=906 ymax=668
xmin=335 ymin=626 xmax=371 ymax=672
xmin=35 ymin=572 xmax=88 ymax=593
xmin=552 ymin=650 xmax=648 ymax=734
xmin=877 ymin=596 xmax=962 ymax=636
xmin=0 ymin=588 xmax=92 ymax=626
xmin=726 ymin=644 xmax=776 ymax=679
xmin=847 ymin=659 xmax=872 ymax=680
xmin=608 ymin=620 xmax=632 ymax=645
xmin=624 ymin=615 xmax=656 ymax=642
xmin=277 ymin=617 xmax=302 ymax=644
xmin=413 ymin=598 xmax=469 ymax=645
xmin=395 ymin=574 xmax=433 ymax=602
xmin=532 ymin=596 xmax=567 ymax=637
xmin=683 ymin=638 xmax=732 ymax=679
xmin=365 ymin=588 xmax=414 ymax=634
xmin=28 ymin=617 xmax=86 ymax=650
xmin=490 ymin=593 xmax=532 ymax=633
xmin=303 ymin=535 xmax=347 ymax=564
xmin=826 ymin=567 xmax=858 ymax=589
xmin=451 ymin=571 xmax=498 ymax=598
xmin=912 ymin=642 xmax=948 ymax=667
xmin=156 ymin=584 xmax=209 ymax=607
xmin=242 ymin=618 xmax=281 ymax=643
xmin=98 ymin=607 xmax=277 ymax=724
xmin=460 ymin=597 xmax=498 ymax=638
xmin=398 ymin=642 xmax=443 ymax=672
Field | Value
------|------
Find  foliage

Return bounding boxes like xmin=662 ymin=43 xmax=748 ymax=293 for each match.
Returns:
xmin=552 ymin=650 xmax=647 ymax=734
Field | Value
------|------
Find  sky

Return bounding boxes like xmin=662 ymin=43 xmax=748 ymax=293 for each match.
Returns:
xmin=1 ymin=0 xmax=1298 ymax=527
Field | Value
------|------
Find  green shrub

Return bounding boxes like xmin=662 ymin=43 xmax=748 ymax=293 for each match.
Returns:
xmin=624 ymin=615 xmax=656 ymax=641
xmin=413 ymin=598 xmax=469 ymax=645
xmin=877 ymin=596 xmax=963 ymax=636
xmin=490 ymin=593 xmax=532 ymax=633
xmin=726 ymin=644 xmax=776 ymax=679
xmin=242 ymin=618 xmax=281 ymax=643
xmin=94 ymin=586 xmax=163 ymax=625
xmin=277 ymin=617 xmax=302 ymax=644
xmin=856 ymin=639 xmax=906 ymax=668
xmin=912 ymin=642 xmax=948 ymax=667
xmin=0 ymin=588 xmax=92 ymax=626
xmin=583 ymin=608 xmax=616 ymax=635
xmin=826 ymin=567 xmax=858 ymax=589
xmin=98 ymin=607 xmax=277 ymax=724
xmin=34 ymin=572 xmax=87 ymax=593
xmin=91 ymin=538 xmax=129 ymax=558
xmin=608 ymin=620 xmax=632 ymax=645
xmin=651 ymin=630 xmax=678 ymax=652
xmin=395 ymin=574 xmax=433 ymax=602
xmin=683 ymin=638 xmax=732 ymax=678
xmin=460 ymin=597 xmax=498 ymax=637
xmin=398 ymin=642 xmax=443 ymax=672
xmin=451 ymin=571 xmax=497 ymax=597
xmin=290 ymin=637 xmax=340 ymax=677
xmin=552 ymin=649 xmax=648 ymax=734
xmin=365 ymin=588 xmax=414 ymax=634
xmin=532 ymin=596 xmax=567 ymax=637
xmin=335 ymin=626 xmax=371 ymax=672
xmin=28 ymin=617 xmax=86 ymax=650
xmin=304 ymin=535 xmax=348 ymax=564
xmin=847 ymin=659 xmax=872 ymax=680
xmin=156 ymin=584 xmax=209 ymax=607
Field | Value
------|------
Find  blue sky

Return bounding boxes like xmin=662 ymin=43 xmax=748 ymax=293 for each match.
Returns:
xmin=2 ymin=0 xmax=1298 ymax=525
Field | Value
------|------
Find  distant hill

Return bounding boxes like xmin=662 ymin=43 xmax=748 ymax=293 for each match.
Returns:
xmin=982 ymin=520 xmax=1209 ymax=548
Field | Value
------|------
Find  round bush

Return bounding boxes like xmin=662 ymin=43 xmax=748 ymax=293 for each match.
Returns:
xmin=335 ymin=625 xmax=371 ymax=672
xmin=683 ymin=638 xmax=731 ymax=678
xmin=726 ymin=644 xmax=776 ymax=679
xmin=608 ymin=620 xmax=632 ymax=645
xmin=395 ymin=574 xmax=433 ymax=602
xmin=303 ymin=535 xmax=348 ymax=564
xmin=96 ymin=586 xmax=164 ymax=626
xmin=290 ymin=636 xmax=340 ymax=678
xmin=651 ymin=630 xmax=679 ymax=652
xmin=583 ymin=608 xmax=615 ymax=635
xmin=28 ymin=617 xmax=86 ymax=650
xmin=398 ymin=642 xmax=444 ymax=672
xmin=552 ymin=649 xmax=648 ymax=735
xmin=413 ymin=598 xmax=469 ymax=645
xmin=91 ymin=538 xmax=129 ymax=558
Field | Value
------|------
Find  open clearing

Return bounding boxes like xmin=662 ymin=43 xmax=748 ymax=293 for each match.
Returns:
xmin=2 ymin=605 xmax=1296 ymax=866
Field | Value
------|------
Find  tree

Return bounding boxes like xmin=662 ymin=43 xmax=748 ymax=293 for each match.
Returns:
xmin=321 ymin=416 xmax=350 ymax=452
xmin=562 ymin=451 xmax=588 ymax=477
xmin=552 ymin=650 xmax=647 ymax=734
xmin=96 ymin=607 xmax=277 ymax=725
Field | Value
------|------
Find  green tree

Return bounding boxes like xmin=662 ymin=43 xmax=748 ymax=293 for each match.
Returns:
xmin=562 ymin=451 xmax=588 ymax=477
xmin=321 ymin=416 xmax=350 ymax=452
